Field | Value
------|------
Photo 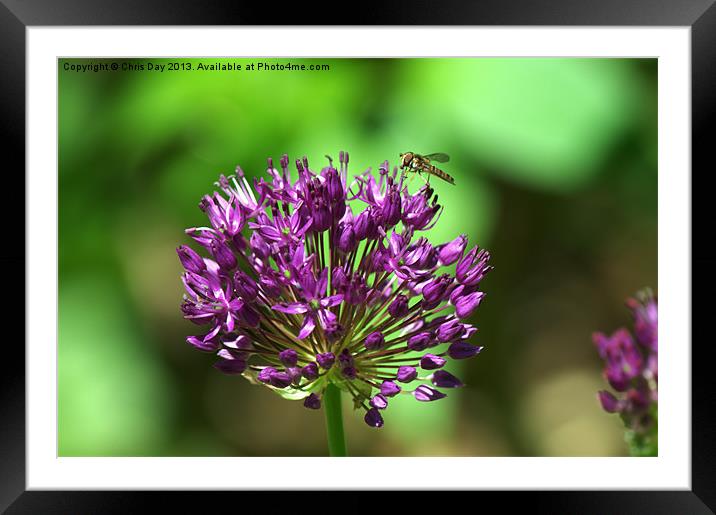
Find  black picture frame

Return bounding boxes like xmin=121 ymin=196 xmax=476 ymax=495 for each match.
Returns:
xmin=3 ymin=1 xmax=714 ymax=512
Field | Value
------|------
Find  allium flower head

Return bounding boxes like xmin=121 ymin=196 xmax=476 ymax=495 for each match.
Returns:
xmin=178 ymin=152 xmax=492 ymax=427
xmin=593 ymin=289 xmax=658 ymax=448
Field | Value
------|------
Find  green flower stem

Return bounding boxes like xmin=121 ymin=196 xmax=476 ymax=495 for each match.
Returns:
xmin=324 ymin=383 xmax=348 ymax=457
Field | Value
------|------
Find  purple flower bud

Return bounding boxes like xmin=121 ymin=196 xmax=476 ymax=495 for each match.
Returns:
xmin=431 ymin=370 xmax=464 ymax=388
xmin=250 ymin=232 xmax=270 ymax=259
xmin=598 ymin=390 xmax=621 ymax=413
xmin=325 ymin=167 xmax=344 ymax=202
xmin=454 ymin=291 xmax=485 ymax=319
xmin=279 ymin=348 xmax=298 ymax=367
xmin=269 ymin=370 xmax=292 ymax=389
xmin=456 ymin=247 xmax=492 ymax=286
xmin=286 ymin=366 xmax=303 ymax=385
xmin=316 ymin=352 xmax=335 ymax=370
xmin=332 ymin=266 xmax=347 ymax=291
xmin=353 ymin=209 xmax=374 ymax=241
xmin=407 ymin=332 xmax=432 ymax=351
xmin=302 ymin=362 xmax=319 ymax=380
xmin=396 ymin=366 xmax=417 ymax=383
xmin=420 ymin=353 xmax=446 ymax=370
xmin=370 ymin=394 xmax=388 ymax=410
xmin=258 ymin=366 xmax=277 ymax=383
xmin=341 ymin=366 xmax=357 ymax=379
xmin=338 ymin=224 xmax=357 ymax=253
xmin=381 ymin=188 xmax=402 ymax=227
xmin=311 ymin=200 xmax=332 ymax=232
xmin=422 ymin=274 xmax=451 ymax=305
xmin=364 ymin=408 xmax=384 ymax=428
xmin=413 ymin=385 xmax=447 ymax=402
xmin=177 ymin=245 xmax=206 ymax=273
xmin=595 ymin=329 xmax=643 ymax=392
xmin=237 ymin=303 xmax=261 ymax=328
xmin=437 ymin=234 xmax=467 ymax=265
xmin=627 ymin=387 xmax=650 ymax=409
xmin=234 ymin=271 xmax=258 ymax=301
xmin=437 ymin=318 xmax=465 ymax=342
xmin=324 ymin=320 xmax=345 ymax=343
xmin=213 ymin=357 xmax=247 ymax=375
xmin=380 ymin=380 xmax=401 ymax=397
xmin=449 ymin=283 xmax=476 ymax=305
xmin=259 ymin=274 xmax=281 ymax=297
xmin=344 ymin=275 xmax=368 ymax=305
xmin=447 ymin=341 xmax=484 ymax=359
xmin=364 ymin=331 xmax=385 ymax=350
xmin=304 ymin=393 xmax=321 ymax=410
xmin=388 ymin=294 xmax=409 ymax=318
xmin=338 ymin=348 xmax=354 ymax=366
xmin=209 ymin=238 xmax=237 ymax=270
xmin=629 ymin=295 xmax=658 ymax=352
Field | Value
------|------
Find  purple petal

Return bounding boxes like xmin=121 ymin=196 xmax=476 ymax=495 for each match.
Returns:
xmin=297 ymin=315 xmax=317 ymax=339
xmin=370 ymin=394 xmax=388 ymax=410
xmin=320 ymin=294 xmax=344 ymax=308
xmin=213 ymin=358 xmax=247 ymax=375
xmin=598 ymin=390 xmax=621 ymax=413
xmin=186 ymin=335 xmax=220 ymax=352
xmin=272 ymin=302 xmax=309 ymax=314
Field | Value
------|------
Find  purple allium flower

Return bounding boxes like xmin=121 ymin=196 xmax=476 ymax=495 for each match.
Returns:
xmin=593 ymin=289 xmax=658 ymax=435
xmin=178 ymin=152 xmax=492 ymax=428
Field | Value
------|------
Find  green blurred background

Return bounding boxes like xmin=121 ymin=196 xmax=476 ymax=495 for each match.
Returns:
xmin=58 ymin=58 xmax=657 ymax=457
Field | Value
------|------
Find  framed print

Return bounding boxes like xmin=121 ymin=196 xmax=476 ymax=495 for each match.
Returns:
xmin=3 ymin=0 xmax=715 ymax=512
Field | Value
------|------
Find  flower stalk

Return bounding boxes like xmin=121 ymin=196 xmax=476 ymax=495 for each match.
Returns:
xmin=323 ymin=383 xmax=347 ymax=457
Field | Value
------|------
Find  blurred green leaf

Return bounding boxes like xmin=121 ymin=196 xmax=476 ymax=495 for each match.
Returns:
xmin=58 ymin=274 xmax=174 ymax=456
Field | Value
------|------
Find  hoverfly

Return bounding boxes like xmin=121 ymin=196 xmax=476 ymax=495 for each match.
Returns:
xmin=399 ymin=152 xmax=455 ymax=185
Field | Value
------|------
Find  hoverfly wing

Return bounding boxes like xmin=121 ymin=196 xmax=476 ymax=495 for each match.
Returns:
xmin=423 ymin=153 xmax=450 ymax=163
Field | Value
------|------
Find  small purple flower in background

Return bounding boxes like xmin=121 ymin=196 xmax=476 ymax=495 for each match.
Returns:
xmin=178 ymin=152 xmax=492 ymax=429
xmin=593 ymin=289 xmax=657 ymax=456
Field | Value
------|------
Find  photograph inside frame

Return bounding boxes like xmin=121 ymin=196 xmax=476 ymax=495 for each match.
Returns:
xmin=57 ymin=57 xmax=657 ymax=458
